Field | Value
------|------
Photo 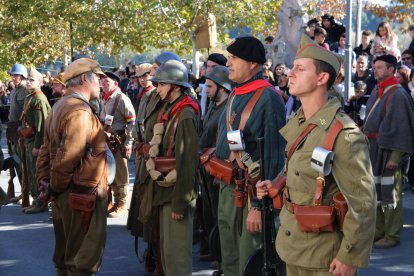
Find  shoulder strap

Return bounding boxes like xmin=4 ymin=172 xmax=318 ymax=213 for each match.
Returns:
xmin=286 ymin=124 xmax=317 ymax=162
xmin=384 ymin=85 xmax=398 ymax=116
xmin=19 ymin=94 xmax=37 ymax=121
xmin=314 ymin=118 xmax=344 ymax=205
xmin=226 ymin=87 xmax=266 ymax=169
xmin=109 ymin=94 xmax=122 ymax=116
xmin=166 ymin=106 xmax=187 ymax=157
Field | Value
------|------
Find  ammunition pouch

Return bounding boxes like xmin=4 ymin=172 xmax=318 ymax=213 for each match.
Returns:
xmin=293 ymin=205 xmax=335 ymax=233
xmin=233 ymin=178 xmax=247 ymax=208
xmin=154 ymin=156 xmax=176 ymax=174
xmin=209 ymin=157 xmax=237 ymax=185
xmin=17 ymin=126 xmax=36 ymax=139
xmin=199 ymin=147 xmax=216 ymax=173
xmin=68 ymin=192 xmax=97 ymax=234
xmin=333 ymin=192 xmax=348 ymax=231
xmin=268 ymin=175 xmax=286 ymax=209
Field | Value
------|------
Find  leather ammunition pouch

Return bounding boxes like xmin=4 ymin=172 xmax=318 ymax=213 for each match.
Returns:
xmin=293 ymin=205 xmax=335 ymax=233
xmin=333 ymin=192 xmax=347 ymax=231
xmin=17 ymin=126 xmax=36 ymax=139
xmin=199 ymin=147 xmax=216 ymax=173
xmin=268 ymin=175 xmax=286 ymax=209
xmin=233 ymin=178 xmax=247 ymax=208
xmin=209 ymin=157 xmax=237 ymax=185
xmin=68 ymin=192 xmax=97 ymax=235
xmin=154 ymin=156 xmax=176 ymax=174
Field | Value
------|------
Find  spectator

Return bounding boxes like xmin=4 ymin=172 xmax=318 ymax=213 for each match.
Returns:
xmin=407 ymin=25 xmax=414 ymax=56
xmin=396 ymin=66 xmax=411 ymax=94
xmin=354 ymin=30 xmax=373 ymax=59
xmin=352 ymin=53 xmax=377 ymax=94
xmin=264 ymin=36 xmax=274 ymax=45
xmin=313 ymin=27 xmax=330 ymax=50
xmin=321 ymin=13 xmax=346 ymax=46
xmin=306 ymin=18 xmax=321 ymax=38
xmin=371 ymin=21 xmax=400 ymax=59
xmin=401 ymin=50 xmax=413 ymax=69
xmin=409 ymin=70 xmax=414 ymax=98
xmin=275 ymin=67 xmax=290 ymax=101
xmin=273 ymin=63 xmax=286 ymax=86
xmin=118 ymin=70 xmax=130 ymax=93
xmin=345 ymin=80 xmax=369 ymax=126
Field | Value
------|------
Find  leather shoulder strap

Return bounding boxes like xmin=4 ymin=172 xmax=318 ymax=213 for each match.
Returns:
xmin=166 ymin=106 xmax=187 ymax=157
xmin=239 ymin=87 xmax=266 ymax=130
xmin=109 ymin=94 xmax=122 ymax=116
xmin=286 ymin=124 xmax=317 ymax=162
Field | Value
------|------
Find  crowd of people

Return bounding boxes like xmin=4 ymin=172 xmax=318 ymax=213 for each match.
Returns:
xmin=0 ymin=12 xmax=414 ymax=276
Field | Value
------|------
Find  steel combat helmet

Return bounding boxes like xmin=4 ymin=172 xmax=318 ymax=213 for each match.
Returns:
xmin=151 ymin=60 xmax=192 ymax=89
xmin=205 ymin=65 xmax=232 ymax=92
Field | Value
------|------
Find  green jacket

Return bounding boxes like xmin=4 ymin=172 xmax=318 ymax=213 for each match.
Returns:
xmin=152 ymin=94 xmax=200 ymax=215
xmin=22 ymin=89 xmax=51 ymax=148
xmin=9 ymin=83 xmax=28 ymax=123
xmin=276 ymin=98 xmax=376 ymax=269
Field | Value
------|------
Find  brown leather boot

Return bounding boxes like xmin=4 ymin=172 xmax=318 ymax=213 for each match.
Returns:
xmin=25 ymin=204 xmax=48 ymax=214
xmin=108 ymin=202 xmax=127 ymax=218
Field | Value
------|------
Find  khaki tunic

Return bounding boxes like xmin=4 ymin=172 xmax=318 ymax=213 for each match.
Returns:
xmin=9 ymin=83 xmax=28 ymax=123
xmin=277 ymin=98 xmax=376 ymax=269
xmin=100 ymin=89 xmax=136 ymax=146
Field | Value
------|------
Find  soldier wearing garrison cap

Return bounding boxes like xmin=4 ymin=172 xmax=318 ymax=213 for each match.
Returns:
xmin=21 ymin=67 xmax=51 ymax=214
xmin=36 ymin=57 xmax=108 ymax=275
xmin=100 ymin=70 xmax=136 ymax=217
xmin=257 ymin=34 xmax=376 ymax=275
xmin=213 ymin=36 xmax=286 ymax=275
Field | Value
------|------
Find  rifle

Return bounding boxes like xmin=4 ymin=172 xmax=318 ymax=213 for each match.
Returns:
xmin=5 ymin=155 xmax=16 ymax=199
xmin=18 ymin=138 xmax=30 ymax=208
xmin=243 ymin=137 xmax=286 ymax=276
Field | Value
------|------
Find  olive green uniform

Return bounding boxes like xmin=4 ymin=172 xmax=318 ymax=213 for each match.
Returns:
xmin=22 ymin=89 xmax=51 ymax=204
xmin=277 ymin=98 xmax=376 ymax=274
xmin=152 ymin=94 xmax=199 ymax=276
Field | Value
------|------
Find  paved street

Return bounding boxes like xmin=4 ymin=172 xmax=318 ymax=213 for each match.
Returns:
xmin=1 ymin=136 xmax=414 ymax=275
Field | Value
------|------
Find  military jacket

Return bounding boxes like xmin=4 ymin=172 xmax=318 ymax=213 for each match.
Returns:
xmin=276 ymin=98 xmax=376 ymax=268
xmin=152 ymin=94 xmax=200 ymax=215
xmin=9 ymin=83 xmax=28 ymax=123
xmin=100 ymin=89 xmax=136 ymax=146
xmin=199 ymin=100 xmax=227 ymax=150
xmin=22 ymin=89 xmax=51 ymax=148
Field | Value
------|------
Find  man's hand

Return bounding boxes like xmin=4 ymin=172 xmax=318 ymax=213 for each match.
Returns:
xmin=32 ymin=148 xmax=40 ymax=157
xmin=385 ymin=160 xmax=398 ymax=170
xmin=246 ymin=208 xmax=261 ymax=233
xmin=171 ymin=212 xmax=184 ymax=221
xmin=329 ymin=258 xmax=357 ymax=276
xmin=37 ymin=179 xmax=52 ymax=203
xmin=124 ymin=144 xmax=132 ymax=159
xmin=256 ymin=180 xmax=273 ymax=199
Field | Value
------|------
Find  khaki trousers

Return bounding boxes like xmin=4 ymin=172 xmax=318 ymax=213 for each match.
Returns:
xmin=52 ymin=189 xmax=107 ymax=276
xmin=112 ymin=148 xmax=129 ymax=205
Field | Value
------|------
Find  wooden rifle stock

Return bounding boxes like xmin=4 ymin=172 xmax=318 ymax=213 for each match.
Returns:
xmin=18 ymin=138 xmax=30 ymax=208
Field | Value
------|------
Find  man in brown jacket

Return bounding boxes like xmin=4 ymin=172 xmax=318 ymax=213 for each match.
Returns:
xmin=36 ymin=58 xmax=108 ymax=276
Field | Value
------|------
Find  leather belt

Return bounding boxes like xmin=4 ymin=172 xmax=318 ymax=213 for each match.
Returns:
xmin=284 ymin=200 xmax=300 ymax=214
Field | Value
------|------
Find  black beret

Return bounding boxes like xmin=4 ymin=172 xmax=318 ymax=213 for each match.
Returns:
xmin=207 ymin=53 xmax=227 ymax=66
xmin=226 ymin=36 xmax=266 ymax=64
xmin=374 ymin=54 xmax=398 ymax=68
xmin=104 ymin=71 xmax=120 ymax=83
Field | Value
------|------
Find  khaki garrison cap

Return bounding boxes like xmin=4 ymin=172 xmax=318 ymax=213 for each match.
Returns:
xmin=52 ymin=72 xmax=65 ymax=85
xmin=295 ymin=34 xmax=341 ymax=76
xmin=136 ymin=63 xmax=153 ymax=77
xmin=28 ymin=67 xmax=43 ymax=79
xmin=62 ymin=58 xmax=106 ymax=83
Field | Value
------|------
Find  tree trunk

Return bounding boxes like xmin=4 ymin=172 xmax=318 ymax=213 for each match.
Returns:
xmin=191 ymin=37 xmax=200 ymax=77
xmin=270 ymin=0 xmax=308 ymax=69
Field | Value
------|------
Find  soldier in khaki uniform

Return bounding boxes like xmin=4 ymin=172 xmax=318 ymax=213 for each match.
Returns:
xmin=257 ymin=35 xmax=376 ymax=275
xmin=100 ymin=71 xmax=136 ymax=217
xmin=21 ymin=68 xmax=51 ymax=214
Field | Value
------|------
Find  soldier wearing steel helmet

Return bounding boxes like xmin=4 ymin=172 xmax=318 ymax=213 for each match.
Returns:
xmin=7 ymin=64 xmax=29 ymax=203
xmin=147 ymin=59 xmax=200 ymax=275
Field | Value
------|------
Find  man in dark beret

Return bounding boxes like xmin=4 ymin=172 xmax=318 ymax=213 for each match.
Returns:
xmin=212 ymin=36 xmax=286 ymax=275
xmin=364 ymin=54 xmax=414 ymax=249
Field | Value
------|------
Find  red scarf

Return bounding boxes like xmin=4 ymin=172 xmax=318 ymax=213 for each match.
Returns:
xmin=137 ymin=85 xmax=155 ymax=100
xmin=103 ymin=87 xmax=119 ymax=101
xmin=378 ymin=76 xmax=399 ymax=99
xmin=233 ymin=79 xmax=272 ymax=95
xmin=161 ymin=95 xmax=200 ymax=122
